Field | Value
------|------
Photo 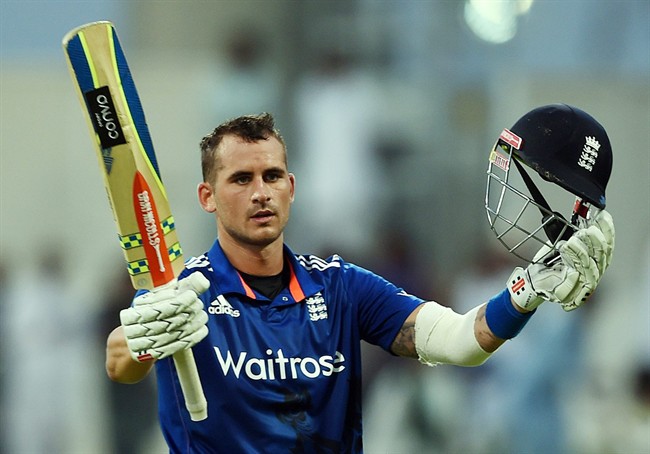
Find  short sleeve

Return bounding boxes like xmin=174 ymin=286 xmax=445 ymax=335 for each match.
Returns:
xmin=343 ymin=262 xmax=424 ymax=352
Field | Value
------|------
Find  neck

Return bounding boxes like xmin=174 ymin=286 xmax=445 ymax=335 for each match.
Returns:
xmin=218 ymin=235 xmax=285 ymax=276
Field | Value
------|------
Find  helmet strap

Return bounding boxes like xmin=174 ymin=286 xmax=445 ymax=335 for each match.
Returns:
xmin=512 ymin=158 xmax=573 ymax=243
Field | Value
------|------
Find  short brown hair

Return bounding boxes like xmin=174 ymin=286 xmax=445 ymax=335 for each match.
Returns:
xmin=200 ymin=113 xmax=286 ymax=183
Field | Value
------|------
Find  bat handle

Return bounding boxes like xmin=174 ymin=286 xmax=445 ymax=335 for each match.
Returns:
xmin=152 ymin=279 xmax=207 ymax=421
xmin=173 ymin=349 xmax=208 ymax=421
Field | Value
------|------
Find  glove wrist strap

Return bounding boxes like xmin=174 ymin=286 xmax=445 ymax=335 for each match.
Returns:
xmin=507 ymin=267 xmax=544 ymax=310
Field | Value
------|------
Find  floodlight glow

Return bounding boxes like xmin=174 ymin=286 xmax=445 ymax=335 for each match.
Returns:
xmin=464 ymin=0 xmax=534 ymax=44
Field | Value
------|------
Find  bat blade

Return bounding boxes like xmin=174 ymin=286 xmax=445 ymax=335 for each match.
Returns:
xmin=63 ymin=21 xmax=207 ymax=421
xmin=63 ymin=21 xmax=182 ymax=289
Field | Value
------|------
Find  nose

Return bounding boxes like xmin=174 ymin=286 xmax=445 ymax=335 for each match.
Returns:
xmin=251 ymin=177 xmax=271 ymax=204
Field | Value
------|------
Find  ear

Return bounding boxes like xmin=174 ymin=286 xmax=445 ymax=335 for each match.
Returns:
xmin=198 ymin=182 xmax=216 ymax=213
xmin=288 ymin=173 xmax=296 ymax=203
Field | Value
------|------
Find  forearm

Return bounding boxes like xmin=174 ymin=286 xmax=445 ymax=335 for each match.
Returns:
xmin=473 ymin=303 xmax=506 ymax=353
xmin=106 ymin=326 xmax=154 ymax=384
xmin=412 ymin=302 xmax=494 ymax=366
xmin=393 ymin=293 xmax=532 ymax=366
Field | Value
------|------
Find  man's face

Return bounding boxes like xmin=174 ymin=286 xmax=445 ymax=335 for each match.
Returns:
xmin=199 ymin=134 xmax=295 ymax=248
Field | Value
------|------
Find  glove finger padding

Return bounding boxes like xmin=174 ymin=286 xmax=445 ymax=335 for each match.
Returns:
xmin=588 ymin=209 xmax=615 ymax=270
xmin=560 ymin=234 xmax=600 ymax=283
xmin=177 ymin=271 xmax=211 ymax=296
xmin=583 ymin=227 xmax=608 ymax=275
xmin=555 ymin=268 xmax=591 ymax=311
xmin=125 ymin=312 xmax=208 ymax=351
xmin=120 ymin=271 xmax=210 ymax=362
xmin=557 ymin=232 xmax=601 ymax=311
xmin=160 ymin=327 xmax=209 ymax=359
xmin=122 ymin=302 xmax=209 ymax=362
xmin=122 ymin=299 xmax=206 ymax=337
xmin=122 ymin=289 xmax=200 ymax=325
xmin=127 ymin=325 xmax=209 ymax=360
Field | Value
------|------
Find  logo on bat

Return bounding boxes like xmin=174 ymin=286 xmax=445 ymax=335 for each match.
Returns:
xmin=84 ymin=85 xmax=127 ymax=152
xmin=133 ymin=172 xmax=174 ymax=287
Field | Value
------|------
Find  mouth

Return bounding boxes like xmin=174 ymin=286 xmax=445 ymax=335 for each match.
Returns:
xmin=250 ymin=209 xmax=275 ymax=223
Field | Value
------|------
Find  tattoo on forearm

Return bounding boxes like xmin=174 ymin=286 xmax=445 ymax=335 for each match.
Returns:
xmin=476 ymin=305 xmax=487 ymax=324
xmin=391 ymin=319 xmax=418 ymax=358
xmin=474 ymin=304 xmax=504 ymax=353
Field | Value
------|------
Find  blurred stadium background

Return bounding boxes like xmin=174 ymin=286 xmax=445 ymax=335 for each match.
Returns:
xmin=1 ymin=1 xmax=648 ymax=453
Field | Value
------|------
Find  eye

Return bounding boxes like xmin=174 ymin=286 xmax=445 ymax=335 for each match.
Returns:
xmin=264 ymin=171 xmax=283 ymax=182
xmin=233 ymin=174 xmax=251 ymax=184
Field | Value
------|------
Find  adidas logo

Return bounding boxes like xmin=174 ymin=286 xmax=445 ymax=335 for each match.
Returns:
xmin=209 ymin=295 xmax=240 ymax=318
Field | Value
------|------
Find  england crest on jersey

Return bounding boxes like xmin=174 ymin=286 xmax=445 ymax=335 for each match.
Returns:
xmin=306 ymin=292 xmax=327 ymax=322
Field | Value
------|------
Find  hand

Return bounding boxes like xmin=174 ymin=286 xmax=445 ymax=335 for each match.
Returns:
xmin=507 ymin=209 xmax=615 ymax=311
xmin=120 ymin=272 xmax=210 ymax=362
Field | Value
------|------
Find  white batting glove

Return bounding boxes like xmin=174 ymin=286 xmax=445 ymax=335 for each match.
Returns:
xmin=120 ymin=272 xmax=210 ymax=363
xmin=507 ymin=209 xmax=615 ymax=312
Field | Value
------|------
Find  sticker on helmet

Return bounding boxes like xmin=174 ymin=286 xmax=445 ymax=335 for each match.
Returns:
xmin=499 ymin=128 xmax=522 ymax=149
xmin=489 ymin=149 xmax=510 ymax=171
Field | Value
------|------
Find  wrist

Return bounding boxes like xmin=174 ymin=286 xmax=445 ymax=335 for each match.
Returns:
xmin=485 ymin=288 xmax=535 ymax=339
xmin=106 ymin=327 xmax=155 ymax=383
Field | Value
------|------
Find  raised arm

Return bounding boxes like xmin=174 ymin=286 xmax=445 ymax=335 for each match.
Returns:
xmin=105 ymin=272 xmax=211 ymax=383
xmin=391 ymin=209 xmax=614 ymax=366
xmin=106 ymin=326 xmax=155 ymax=383
xmin=390 ymin=300 xmax=506 ymax=365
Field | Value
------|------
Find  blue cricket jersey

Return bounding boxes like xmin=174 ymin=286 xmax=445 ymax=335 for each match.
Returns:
xmin=153 ymin=240 xmax=423 ymax=453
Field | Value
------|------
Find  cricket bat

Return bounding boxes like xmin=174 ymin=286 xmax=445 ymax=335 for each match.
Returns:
xmin=63 ymin=21 xmax=207 ymax=421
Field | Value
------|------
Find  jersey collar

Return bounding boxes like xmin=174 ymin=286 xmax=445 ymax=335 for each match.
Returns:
xmin=206 ymin=240 xmax=322 ymax=303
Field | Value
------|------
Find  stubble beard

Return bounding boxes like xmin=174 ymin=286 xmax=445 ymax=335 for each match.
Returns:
xmin=219 ymin=217 xmax=286 ymax=249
